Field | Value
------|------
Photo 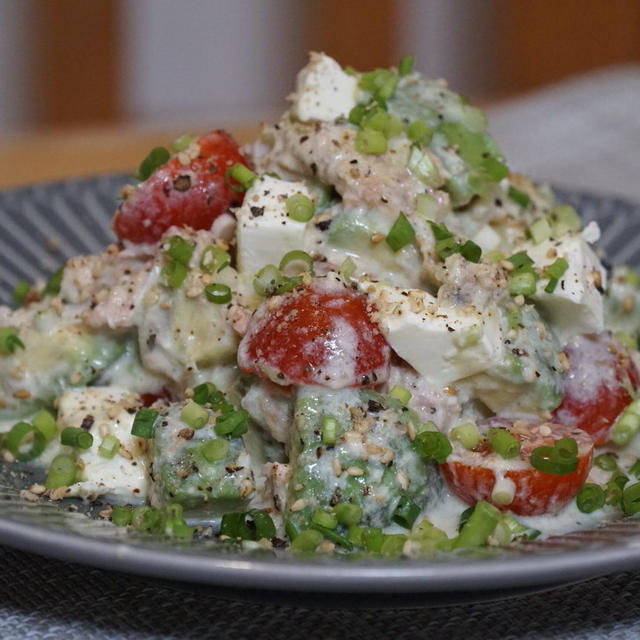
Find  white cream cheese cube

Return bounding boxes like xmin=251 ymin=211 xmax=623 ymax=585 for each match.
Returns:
xmin=236 ymin=175 xmax=311 ymax=278
xmin=292 ymin=52 xmax=358 ymax=122
xmin=526 ymin=231 xmax=606 ymax=343
xmin=58 ymin=387 xmax=149 ymax=503
xmin=362 ymin=282 xmax=503 ymax=388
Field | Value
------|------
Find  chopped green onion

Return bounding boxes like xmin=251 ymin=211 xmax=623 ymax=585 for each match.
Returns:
xmin=111 ymin=505 xmax=133 ymax=527
xmin=435 ymin=236 xmax=460 ymax=259
xmin=204 ymin=283 xmax=232 ymax=304
xmin=389 ymin=384 xmax=411 ymax=405
xmin=4 ymin=421 xmax=46 ymax=461
xmin=460 ymin=240 xmax=482 ymax=263
xmin=246 ymin=509 xmax=276 ymax=540
xmin=32 ymin=409 xmax=57 ymax=442
xmin=253 ymin=264 xmax=283 ymax=297
xmin=132 ymin=146 xmax=170 ymax=182
xmin=225 ymin=163 xmax=256 ymax=192
xmin=131 ymin=408 xmax=159 ymax=439
xmin=455 ymin=500 xmax=501 ymax=548
xmin=220 ymin=512 xmax=251 ymax=539
xmin=201 ymin=438 xmax=229 ymax=462
xmin=45 ymin=454 xmax=76 ymax=489
xmin=413 ymin=430 xmax=452 ymax=463
xmin=362 ymin=527 xmax=385 ymax=552
xmin=348 ymin=103 xmax=367 ymax=126
xmin=380 ymin=534 xmax=407 ymax=557
xmin=386 ymin=212 xmax=415 ymax=252
xmin=12 ymin=281 xmax=31 ymax=307
xmin=605 ymin=471 xmax=628 ymax=506
xmin=200 ymin=246 xmax=230 ymax=274
xmin=407 ymin=120 xmax=433 ymax=147
xmin=286 ymin=194 xmax=315 ymax=222
xmin=622 ymin=481 xmax=640 ymax=516
xmin=630 ymin=459 xmax=640 ymax=477
xmin=392 ymin=496 xmax=420 ymax=529
xmin=594 ymin=453 xmax=618 ymax=471
xmin=215 ymin=409 xmax=249 ymax=438
xmin=346 ymin=524 xmax=364 ymax=547
xmin=60 ymin=426 xmax=93 ymax=450
xmin=507 ymin=186 xmax=530 ymax=208
xmin=180 ymin=401 xmax=210 ymax=429
xmin=131 ymin=505 xmax=161 ymax=532
xmin=407 ymin=145 xmax=440 ymax=186
xmin=192 ymin=382 xmax=232 ymax=411
xmin=170 ymin=133 xmax=193 ymax=153
xmin=576 ymin=483 xmax=606 ymax=513
xmin=312 ymin=509 xmax=338 ymax=530
xmin=526 ymin=217 xmax=551 ymax=244
xmin=161 ymin=260 xmax=188 ymax=289
xmin=98 ymin=434 xmax=120 ymax=459
xmin=487 ymin=427 xmax=520 ymax=459
xmin=290 ymin=528 xmax=323 ymax=552
xmin=163 ymin=235 xmax=193 ymax=265
xmin=507 ymin=251 xmax=534 ymax=271
xmin=338 ymin=257 xmax=356 ymax=281
xmin=546 ymin=204 xmax=580 ymax=236
xmin=279 ymin=250 xmax=314 ymax=276
xmin=399 ymin=54 xmax=414 ymax=77
xmin=44 ymin=266 xmax=64 ymax=297
xmin=333 ymin=503 xmax=362 ymax=527
xmin=0 ymin=328 xmax=25 ymax=355
xmin=610 ymin=400 xmax=640 ymax=445
xmin=415 ymin=193 xmax=438 ymax=218
xmin=545 ymin=257 xmax=569 ymax=280
xmin=544 ymin=277 xmax=559 ymax=293
xmin=355 ymin=128 xmax=387 ymax=155
xmin=508 ymin=271 xmax=537 ymax=297
xmin=530 ymin=438 xmax=578 ymax=475
xmin=506 ymin=306 xmax=522 ymax=330
xmin=321 ymin=416 xmax=338 ymax=445
xmin=450 ymin=422 xmax=480 ymax=450
xmin=310 ymin=522 xmax=354 ymax=550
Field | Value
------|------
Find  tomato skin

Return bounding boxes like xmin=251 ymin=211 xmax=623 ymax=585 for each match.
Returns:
xmin=441 ymin=420 xmax=594 ymax=516
xmin=552 ymin=332 xmax=640 ymax=446
xmin=112 ymin=130 xmax=249 ymax=243
xmin=238 ymin=278 xmax=390 ymax=389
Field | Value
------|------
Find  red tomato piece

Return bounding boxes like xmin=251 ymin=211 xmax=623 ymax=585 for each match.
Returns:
xmin=552 ymin=332 xmax=639 ymax=446
xmin=441 ymin=419 xmax=593 ymax=516
xmin=238 ymin=278 xmax=390 ymax=389
xmin=112 ymin=130 xmax=250 ymax=243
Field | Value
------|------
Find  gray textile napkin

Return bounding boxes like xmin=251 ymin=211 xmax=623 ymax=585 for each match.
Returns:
xmin=487 ymin=65 xmax=640 ymax=203
xmin=1 ymin=544 xmax=640 ymax=640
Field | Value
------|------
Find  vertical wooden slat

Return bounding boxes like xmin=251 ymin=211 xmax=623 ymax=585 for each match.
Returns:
xmin=306 ymin=0 xmax=399 ymax=69
xmin=32 ymin=0 xmax=120 ymax=127
xmin=497 ymin=0 xmax=640 ymax=93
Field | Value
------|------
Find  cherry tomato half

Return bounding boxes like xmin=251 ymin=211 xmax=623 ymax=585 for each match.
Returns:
xmin=552 ymin=332 xmax=640 ymax=446
xmin=441 ymin=419 xmax=593 ymax=516
xmin=238 ymin=278 xmax=390 ymax=389
xmin=112 ymin=130 xmax=249 ymax=243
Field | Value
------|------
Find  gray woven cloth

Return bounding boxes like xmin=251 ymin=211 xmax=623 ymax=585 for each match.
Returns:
xmin=1 ymin=544 xmax=640 ymax=639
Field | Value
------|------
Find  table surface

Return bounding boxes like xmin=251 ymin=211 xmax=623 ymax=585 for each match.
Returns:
xmin=1 ymin=66 xmax=640 ymax=637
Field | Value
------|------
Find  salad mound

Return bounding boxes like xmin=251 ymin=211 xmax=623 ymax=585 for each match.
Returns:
xmin=2 ymin=52 xmax=640 ymax=556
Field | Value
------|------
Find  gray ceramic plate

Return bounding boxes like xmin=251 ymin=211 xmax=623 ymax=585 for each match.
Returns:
xmin=2 ymin=175 xmax=640 ymax=604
